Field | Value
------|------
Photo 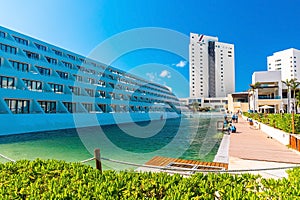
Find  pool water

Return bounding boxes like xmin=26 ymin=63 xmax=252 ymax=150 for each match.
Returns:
xmin=0 ymin=115 xmax=223 ymax=170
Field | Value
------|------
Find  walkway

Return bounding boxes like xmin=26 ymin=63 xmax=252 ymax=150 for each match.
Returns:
xmin=229 ymin=116 xmax=300 ymax=178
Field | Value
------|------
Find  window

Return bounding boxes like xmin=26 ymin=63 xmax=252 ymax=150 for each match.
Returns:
xmin=0 ymin=76 xmax=15 ymax=89
xmin=23 ymin=79 xmax=42 ymax=91
xmin=62 ymin=61 xmax=72 ymax=69
xmin=5 ymin=99 xmax=30 ymax=114
xmin=0 ymin=31 xmax=5 ymax=38
xmin=36 ymin=66 xmax=51 ymax=76
xmin=38 ymin=101 xmax=56 ymax=113
xmin=49 ymin=83 xmax=63 ymax=93
xmin=98 ymin=80 xmax=106 ymax=87
xmin=67 ymin=54 xmax=76 ymax=60
xmin=88 ymin=78 xmax=95 ymax=84
xmin=24 ymin=50 xmax=39 ymax=60
xmin=63 ymin=102 xmax=76 ymax=113
xmin=45 ymin=56 xmax=57 ymax=65
xmin=82 ymin=103 xmax=93 ymax=112
xmin=69 ymin=86 xmax=80 ymax=95
xmin=73 ymin=74 xmax=83 ymax=82
xmin=90 ymin=62 xmax=97 ymax=67
xmin=52 ymin=49 xmax=63 ymax=56
xmin=0 ymin=43 xmax=17 ymax=54
xmin=85 ymin=88 xmax=94 ymax=97
xmin=9 ymin=60 xmax=29 ymax=72
xmin=98 ymin=90 xmax=106 ymax=98
xmin=56 ymin=71 xmax=69 ymax=79
xmin=13 ymin=36 xmax=29 ymax=46
xmin=34 ymin=43 xmax=47 ymax=51
xmin=77 ymin=65 xmax=85 ymax=71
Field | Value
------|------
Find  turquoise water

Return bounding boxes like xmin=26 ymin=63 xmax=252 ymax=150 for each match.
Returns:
xmin=0 ymin=115 xmax=223 ymax=170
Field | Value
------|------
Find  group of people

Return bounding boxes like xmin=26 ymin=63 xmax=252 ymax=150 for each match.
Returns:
xmin=223 ymin=112 xmax=238 ymax=134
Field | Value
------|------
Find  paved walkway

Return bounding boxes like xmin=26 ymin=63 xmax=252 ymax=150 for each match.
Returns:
xmin=228 ymin=116 xmax=300 ymax=178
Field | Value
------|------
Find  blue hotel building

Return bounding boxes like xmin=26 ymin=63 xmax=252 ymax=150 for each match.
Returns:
xmin=0 ymin=26 xmax=180 ymax=135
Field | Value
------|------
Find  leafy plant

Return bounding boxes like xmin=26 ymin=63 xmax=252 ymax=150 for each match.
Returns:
xmin=1 ymin=159 xmax=300 ymax=199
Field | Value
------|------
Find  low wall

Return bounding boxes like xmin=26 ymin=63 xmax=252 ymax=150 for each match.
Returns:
xmin=242 ymin=115 xmax=289 ymax=145
xmin=0 ymin=112 xmax=179 ymax=136
xmin=259 ymin=123 xmax=290 ymax=145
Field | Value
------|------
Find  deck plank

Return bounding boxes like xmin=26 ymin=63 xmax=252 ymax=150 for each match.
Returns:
xmin=145 ymin=156 xmax=228 ymax=170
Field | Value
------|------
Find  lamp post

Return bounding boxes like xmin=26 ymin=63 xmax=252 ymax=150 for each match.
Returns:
xmin=292 ymin=103 xmax=295 ymax=134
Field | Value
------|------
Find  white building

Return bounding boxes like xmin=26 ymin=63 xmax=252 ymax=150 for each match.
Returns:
xmin=0 ymin=26 xmax=181 ymax=135
xmin=251 ymin=71 xmax=283 ymax=113
xmin=189 ymin=33 xmax=235 ymax=98
xmin=249 ymin=48 xmax=300 ymax=113
xmin=267 ymin=48 xmax=300 ymax=81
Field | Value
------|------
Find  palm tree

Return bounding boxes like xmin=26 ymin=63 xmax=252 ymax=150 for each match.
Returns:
xmin=282 ymin=79 xmax=293 ymax=113
xmin=295 ymin=91 xmax=300 ymax=113
xmin=249 ymin=82 xmax=261 ymax=112
xmin=191 ymin=101 xmax=199 ymax=113
xmin=290 ymin=78 xmax=300 ymax=113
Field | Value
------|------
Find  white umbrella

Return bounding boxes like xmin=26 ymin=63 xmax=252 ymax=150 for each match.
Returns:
xmin=259 ymin=105 xmax=274 ymax=109
xmin=259 ymin=105 xmax=274 ymax=113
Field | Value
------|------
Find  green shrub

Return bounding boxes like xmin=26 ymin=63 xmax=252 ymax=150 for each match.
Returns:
xmin=243 ymin=113 xmax=300 ymax=134
xmin=1 ymin=159 xmax=300 ymax=199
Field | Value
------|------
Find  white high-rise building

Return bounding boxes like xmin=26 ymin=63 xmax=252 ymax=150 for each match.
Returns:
xmin=189 ymin=33 xmax=235 ymax=98
xmin=267 ymin=48 xmax=300 ymax=81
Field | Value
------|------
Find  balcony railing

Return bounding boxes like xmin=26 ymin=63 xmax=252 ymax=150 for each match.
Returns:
xmin=258 ymin=96 xmax=281 ymax=99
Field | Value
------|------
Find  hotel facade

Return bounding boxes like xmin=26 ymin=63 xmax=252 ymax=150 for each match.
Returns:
xmin=249 ymin=48 xmax=300 ymax=113
xmin=0 ymin=26 xmax=181 ymax=135
xmin=189 ymin=33 xmax=235 ymax=98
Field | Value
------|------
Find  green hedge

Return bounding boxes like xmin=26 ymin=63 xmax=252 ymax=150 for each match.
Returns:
xmin=243 ymin=113 xmax=300 ymax=134
xmin=1 ymin=159 xmax=300 ymax=199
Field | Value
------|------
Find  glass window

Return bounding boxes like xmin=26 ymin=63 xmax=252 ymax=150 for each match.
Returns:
xmin=0 ymin=31 xmax=6 ymax=38
xmin=52 ymin=49 xmax=63 ymax=56
xmin=34 ymin=43 xmax=47 ymax=51
xmin=0 ymin=76 xmax=15 ymax=89
xmin=38 ymin=101 xmax=56 ymax=113
xmin=5 ymin=99 xmax=30 ymax=114
xmin=56 ymin=71 xmax=69 ymax=79
xmin=23 ymin=79 xmax=43 ymax=91
xmin=49 ymin=83 xmax=63 ymax=93
xmin=85 ymin=88 xmax=94 ymax=97
xmin=69 ymin=86 xmax=80 ymax=95
xmin=36 ymin=66 xmax=51 ymax=76
xmin=82 ymin=103 xmax=93 ymax=112
xmin=73 ymin=74 xmax=83 ymax=82
xmin=13 ymin=36 xmax=29 ymax=46
xmin=45 ymin=56 xmax=57 ymax=65
xmin=67 ymin=54 xmax=76 ymax=60
xmin=63 ymin=102 xmax=76 ymax=113
xmin=62 ymin=61 xmax=72 ymax=69
xmin=9 ymin=60 xmax=29 ymax=72
xmin=24 ymin=50 xmax=39 ymax=60
xmin=0 ymin=43 xmax=17 ymax=54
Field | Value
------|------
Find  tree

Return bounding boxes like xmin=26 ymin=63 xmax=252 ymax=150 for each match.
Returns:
xmin=191 ymin=101 xmax=199 ymax=113
xmin=290 ymin=78 xmax=300 ymax=113
xmin=249 ymin=82 xmax=261 ymax=112
xmin=282 ymin=79 xmax=293 ymax=113
xmin=296 ymin=91 xmax=300 ymax=113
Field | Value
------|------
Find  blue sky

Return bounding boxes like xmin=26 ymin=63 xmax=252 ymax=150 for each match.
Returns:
xmin=1 ymin=0 xmax=300 ymax=97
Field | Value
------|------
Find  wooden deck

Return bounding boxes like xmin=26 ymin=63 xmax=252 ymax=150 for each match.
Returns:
xmin=145 ymin=156 xmax=228 ymax=171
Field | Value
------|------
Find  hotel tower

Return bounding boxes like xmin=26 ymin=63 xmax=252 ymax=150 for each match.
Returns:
xmin=189 ymin=33 xmax=235 ymax=98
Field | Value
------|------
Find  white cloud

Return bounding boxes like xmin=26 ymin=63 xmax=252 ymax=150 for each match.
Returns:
xmin=159 ymin=70 xmax=171 ymax=78
xmin=175 ymin=60 xmax=187 ymax=68
xmin=146 ymin=72 xmax=156 ymax=82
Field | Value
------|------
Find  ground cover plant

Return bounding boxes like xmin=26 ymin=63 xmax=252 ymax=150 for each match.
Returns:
xmin=1 ymin=159 xmax=300 ymax=199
